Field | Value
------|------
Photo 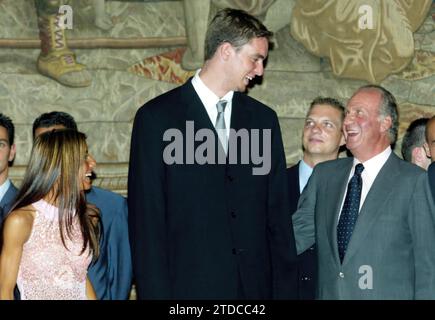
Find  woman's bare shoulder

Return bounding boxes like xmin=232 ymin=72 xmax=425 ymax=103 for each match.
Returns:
xmin=4 ymin=206 xmax=36 ymax=236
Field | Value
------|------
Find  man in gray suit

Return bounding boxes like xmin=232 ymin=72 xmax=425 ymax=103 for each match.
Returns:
xmin=0 ymin=113 xmax=17 ymax=227
xmin=293 ymin=85 xmax=435 ymax=299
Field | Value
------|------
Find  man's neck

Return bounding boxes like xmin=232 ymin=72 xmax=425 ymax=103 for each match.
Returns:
xmin=0 ymin=169 xmax=9 ymax=187
xmin=199 ymin=63 xmax=230 ymax=98
xmin=350 ymin=138 xmax=391 ymax=162
xmin=353 ymin=145 xmax=391 ymax=166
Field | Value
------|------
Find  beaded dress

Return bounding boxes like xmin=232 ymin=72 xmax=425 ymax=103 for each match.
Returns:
xmin=16 ymin=199 xmax=91 ymax=300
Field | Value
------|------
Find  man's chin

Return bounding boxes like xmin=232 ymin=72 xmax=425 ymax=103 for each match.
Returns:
xmin=83 ymin=179 xmax=93 ymax=192
xmin=307 ymin=145 xmax=325 ymax=154
xmin=345 ymin=138 xmax=359 ymax=150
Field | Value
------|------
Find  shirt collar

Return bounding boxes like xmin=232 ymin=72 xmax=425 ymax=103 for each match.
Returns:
xmin=0 ymin=179 xmax=11 ymax=203
xmin=353 ymin=146 xmax=392 ymax=179
xmin=192 ymin=69 xmax=234 ymax=106
xmin=299 ymin=159 xmax=314 ymax=193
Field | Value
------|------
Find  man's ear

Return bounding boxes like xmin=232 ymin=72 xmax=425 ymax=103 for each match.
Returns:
xmin=380 ymin=116 xmax=392 ymax=133
xmin=8 ymin=143 xmax=16 ymax=162
xmin=412 ymin=146 xmax=425 ymax=163
xmin=424 ymin=142 xmax=431 ymax=158
xmin=218 ymin=42 xmax=234 ymax=61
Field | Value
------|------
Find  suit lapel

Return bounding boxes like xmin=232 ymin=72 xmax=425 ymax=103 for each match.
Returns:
xmin=181 ymin=81 xmax=253 ymax=162
xmin=229 ymin=93 xmax=252 ymax=133
xmin=182 ymin=85 xmax=252 ymax=140
xmin=0 ymin=183 xmax=18 ymax=219
xmin=342 ymin=153 xmax=400 ymax=265
xmin=325 ymin=159 xmax=353 ymax=264
xmin=0 ymin=183 xmax=17 ymax=207
xmin=182 ymin=80 xmax=216 ymax=132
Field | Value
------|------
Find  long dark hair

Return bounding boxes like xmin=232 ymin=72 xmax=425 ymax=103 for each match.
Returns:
xmin=11 ymin=129 xmax=99 ymax=258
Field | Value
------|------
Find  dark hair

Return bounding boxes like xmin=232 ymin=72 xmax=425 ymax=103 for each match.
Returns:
xmin=307 ymin=97 xmax=345 ymax=122
xmin=0 ymin=113 xmax=15 ymax=146
xmin=355 ymin=85 xmax=399 ymax=144
xmin=32 ymin=111 xmax=77 ymax=139
xmin=204 ymin=8 xmax=273 ymax=61
xmin=401 ymin=118 xmax=429 ymax=162
xmin=11 ymin=129 xmax=99 ymax=259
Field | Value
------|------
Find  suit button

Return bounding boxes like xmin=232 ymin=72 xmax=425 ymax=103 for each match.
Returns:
xmin=339 ymin=272 xmax=344 ymax=278
xmin=231 ymin=211 xmax=236 ymax=218
xmin=227 ymin=175 xmax=234 ymax=182
xmin=232 ymin=248 xmax=237 ymax=255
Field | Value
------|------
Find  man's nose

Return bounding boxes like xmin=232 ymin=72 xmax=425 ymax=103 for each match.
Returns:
xmin=311 ymin=123 xmax=322 ymax=133
xmin=88 ymin=155 xmax=97 ymax=168
xmin=255 ymin=60 xmax=264 ymax=77
xmin=344 ymin=113 xmax=354 ymax=125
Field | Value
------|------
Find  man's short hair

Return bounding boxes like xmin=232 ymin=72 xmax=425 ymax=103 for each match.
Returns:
xmin=306 ymin=97 xmax=345 ymax=122
xmin=32 ymin=111 xmax=77 ymax=138
xmin=356 ymin=85 xmax=399 ymax=144
xmin=204 ymin=8 xmax=273 ymax=61
xmin=401 ymin=118 xmax=429 ymax=162
xmin=0 ymin=113 xmax=15 ymax=146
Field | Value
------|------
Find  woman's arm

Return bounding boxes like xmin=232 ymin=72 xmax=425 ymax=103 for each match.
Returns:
xmin=0 ymin=210 xmax=33 ymax=300
xmin=86 ymin=276 xmax=97 ymax=300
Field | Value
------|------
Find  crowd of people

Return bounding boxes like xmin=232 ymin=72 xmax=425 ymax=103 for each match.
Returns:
xmin=0 ymin=8 xmax=434 ymax=300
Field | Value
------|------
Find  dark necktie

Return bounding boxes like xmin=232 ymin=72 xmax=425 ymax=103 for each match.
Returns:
xmin=337 ymin=163 xmax=364 ymax=263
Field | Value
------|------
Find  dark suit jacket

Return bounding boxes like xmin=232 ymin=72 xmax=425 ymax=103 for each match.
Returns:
xmin=429 ymin=162 xmax=435 ymax=205
xmin=293 ymin=153 xmax=435 ymax=299
xmin=128 ymin=79 xmax=297 ymax=299
xmin=0 ymin=182 xmax=18 ymax=227
xmin=287 ymin=163 xmax=316 ymax=300
xmin=86 ymin=187 xmax=132 ymax=300
xmin=0 ymin=182 xmax=19 ymax=300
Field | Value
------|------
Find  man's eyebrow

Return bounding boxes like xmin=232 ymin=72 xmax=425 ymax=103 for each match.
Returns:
xmin=252 ymin=53 xmax=266 ymax=59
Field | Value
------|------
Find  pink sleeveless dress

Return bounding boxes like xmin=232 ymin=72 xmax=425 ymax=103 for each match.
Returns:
xmin=16 ymin=199 xmax=92 ymax=300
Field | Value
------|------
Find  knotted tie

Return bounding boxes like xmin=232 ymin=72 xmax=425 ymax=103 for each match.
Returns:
xmin=215 ymin=100 xmax=228 ymax=153
xmin=337 ymin=163 xmax=364 ymax=263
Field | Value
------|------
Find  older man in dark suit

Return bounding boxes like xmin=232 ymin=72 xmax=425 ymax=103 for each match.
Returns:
xmin=0 ymin=114 xmax=17 ymax=226
xmin=129 ymin=8 xmax=297 ymax=299
xmin=287 ymin=97 xmax=345 ymax=299
xmin=293 ymin=85 xmax=435 ymax=299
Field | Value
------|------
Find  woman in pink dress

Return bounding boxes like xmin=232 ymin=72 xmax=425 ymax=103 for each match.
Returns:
xmin=0 ymin=129 xmax=100 ymax=300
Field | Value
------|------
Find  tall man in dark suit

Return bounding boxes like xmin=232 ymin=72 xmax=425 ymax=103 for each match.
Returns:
xmin=33 ymin=112 xmax=132 ymax=300
xmin=128 ymin=8 xmax=297 ymax=299
xmin=293 ymin=85 xmax=435 ymax=299
xmin=0 ymin=113 xmax=17 ymax=227
xmin=287 ymin=97 xmax=344 ymax=299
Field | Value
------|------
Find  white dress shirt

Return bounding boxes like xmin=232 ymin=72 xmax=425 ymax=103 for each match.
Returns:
xmin=0 ymin=178 xmax=11 ymax=204
xmin=338 ymin=146 xmax=392 ymax=219
xmin=191 ymin=69 xmax=233 ymax=141
xmin=298 ymin=159 xmax=313 ymax=193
